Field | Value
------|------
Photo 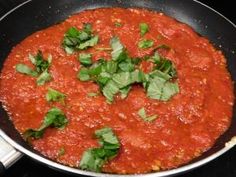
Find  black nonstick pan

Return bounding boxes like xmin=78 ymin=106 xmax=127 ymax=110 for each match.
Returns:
xmin=0 ymin=0 xmax=236 ymax=177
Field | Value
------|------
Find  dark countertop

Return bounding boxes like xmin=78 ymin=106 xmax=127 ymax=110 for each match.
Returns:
xmin=0 ymin=1 xmax=236 ymax=177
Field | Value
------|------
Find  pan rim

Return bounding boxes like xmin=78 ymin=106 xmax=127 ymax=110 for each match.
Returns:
xmin=0 ymin=0 xmax=236 ymax=176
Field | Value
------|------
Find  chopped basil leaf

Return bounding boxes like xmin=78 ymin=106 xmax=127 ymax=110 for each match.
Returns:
xmin=110 ymin=37 xmax=127 ymax=61
xmin=138 ymin=39 xmax=154 ymax=49
xmin=102 ymin=80 xmax=119 ymax=102
xmin=160 ymin=82 xmax=179 ymax=101
xmin=149 ymin=70 xmax=172 ymax=81
xmin=118 ymin=61 xmax=135 ymax=72
xmin=147 ymin=77 xmax=179 ymax=101
xmin=36 ymin=70 xmax=52 ymax=86
xmin=97 ymin=72 xmax=112 ymax=86
xmin=130 ymin=69 xmax=146 ymax=83
xmin=139 ymin=23 xmax=149 ymax=36
xmin=23 ymin=129 xmax=44 ymax=140
xmin=83 ymin=23 xmax=92 ymax=35
xmin=95 ymin=127 xmax=120 ymax=149
xmin=114 ymin=22 xmax=122 ymax=27
xmin=77 ymin=35 xmax=99 ymax=50
xmin=112 ymin=72 xmax=132 ymax=89
xmin=79 ymin=149 xmax=104 ymax=172
xmin=16 ymin=64 xmax=38 ymax=77
xmin=120 ymin=86 xmax=131 ymax=99
xmin=155 ymin=58 xmax=177 ymax=78
xmin=29 ymin=51 xmax=51 ymax=73
xmin=103 ymin=61 xmax=118 ymax=74
xmin=43 ymin=107 xmax=68 ymax=129
xmin=138 ymin=107 xmax=158 ymax=122
xmin=138 ymin=107 xmax=146 ymax=119
xmin=24 ymin=107 xmax=68 ymax=140
xmin=77 ymin=68 xmax=90 ymax=81
xmin=151 ymin=51 xmax=161 ymax=63
xmin=79 ymin=127 xmax=120 ymax=172
xmin=87 ymin=92 xmax=99 ymax=97
xmin=157 ymin=44 xmax=171 ymax=50
xmin=46 ymin=88 xmax=65 ymax=102
xmin=16 ymin=51 xmax=53 ymax=85
xmin=78 ymin=53 xmax=92 ymax=66
xmin=58 ymin=147 xmax=65 ymax=157
xmin=62 ymin=24 xmax=99 ymax=54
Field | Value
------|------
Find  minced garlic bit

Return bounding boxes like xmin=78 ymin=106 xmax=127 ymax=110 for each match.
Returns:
xmin=152 ymin=160 xmax=161 ymax=171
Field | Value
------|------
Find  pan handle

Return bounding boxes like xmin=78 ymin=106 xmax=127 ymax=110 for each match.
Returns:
xmin=0 ymin=136 xmax=22 ymax=174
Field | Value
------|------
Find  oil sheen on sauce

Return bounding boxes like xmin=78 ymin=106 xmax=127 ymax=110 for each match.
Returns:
xmin=0 ymin=8 xmax=234 ymax=174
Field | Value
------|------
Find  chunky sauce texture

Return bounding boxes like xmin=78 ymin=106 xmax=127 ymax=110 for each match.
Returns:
xmin=0 ymin=8 xmax=234 ymax=174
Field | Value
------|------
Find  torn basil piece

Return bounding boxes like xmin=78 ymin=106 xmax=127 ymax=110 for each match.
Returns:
xmin=16 ymin=64 xmax=38 ymax=77
xmin=138 ymin=39 xmax=154 ymax=49
xmin=46 ymin=88 xmax=66 ymax=103
xmin=62 ymin=24 xmax=99 ymax=54
xmin=139 ymin=23 xmax=149 ymax=36
xmin=138 ymin=107 xmax=158 ymax=122
xmin=23 ymin=107 xmax=68 ymax=140
xmin=79 ymin=127 xmax=120 ymax=172
xmin=36 ymin=70 xmax=52 ymax=86
xmin=78 ymin=53 xmax=93 ymax=67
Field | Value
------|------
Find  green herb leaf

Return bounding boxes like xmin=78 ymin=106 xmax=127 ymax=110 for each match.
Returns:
xmin=97 ymin=72 xmax=112 ymax=87
xmin=138 ymin=39 xmax=154 ymax=49
xmin=77 ymin=35 xmax=99 ymax=50
xmin=138 ymin=107 xmax=158 ymax=122
xmin=23 ymin=107 xmax=68 ymax=140
xmin=87 ymin=92 xmax=99 ymax=97
xmin=36 ymin=70 xmax=52 ymax=86
xmin=95 ymin=127 xmax=120 ymax=148
xmin=58 ymin=147 xmax=65 ymax=157
xmin=139 ymin=23 xmax=149 ymax=36
xmin=103 ymin=61 xmax=118 ymax=74
xmin=16 ymin=64 xmax=38 ymax=77
xmin=23 ymin=129 xmax=44 ymax=140
xmin=46 ymin=88 xmax=66 ymax=102
xmin=155 ymin=57 xmax=176 ymax=78
xmin=114 ymin=22 xmax=122 ymax=27
xmin=147 ymin=77 xmax=179 ymax=101
xmin=112 ymin=72 xmax=132 ymax=89
xmin=62 ymin=24 xmax=99 ymax=54
xmin=160 ymin=82 xmax=179 ymax=101
xmin=77 ymin=68 xmax=90 ymax=81
xmin=79 ymin=148 xmax=105 ymax=172
xmin=110 ymin=37 xmax=127 ymax=61
xmin=157 ymin=44 xmax=171 ymax=50
xmin=120 ymin=86 xmax=131 ymax=99
xmin=102 ymin=80 xmax=119 ymax=102
xmin=43 ymin=107 xmax=68 ymax=129
xmin=118 ymin=60 xmax=135 ymax=72
xmin=17 ymin=51 xmax=52 ymax=85
xmin=149 ymin=70 xmax=172 ymax=81
xmin=29 ymin=51 xmax=51 ymax=73
xmin=130 ymin=69 xmax=146 ymax=83
xmin=78 ymin=53 xmax=92 ymax=67
xmin=79 ymin=127 xmax=120 ymax=172
xmin=138 ymin=107 xmax=146 ymax=119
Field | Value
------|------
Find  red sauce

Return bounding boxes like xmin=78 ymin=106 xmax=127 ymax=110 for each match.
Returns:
xmin=0 ymin=8 xmax=234 ymax=174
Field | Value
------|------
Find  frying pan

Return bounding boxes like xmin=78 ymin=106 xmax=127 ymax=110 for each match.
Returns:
xmin=0 ymin=0 xmax=236 ymax=176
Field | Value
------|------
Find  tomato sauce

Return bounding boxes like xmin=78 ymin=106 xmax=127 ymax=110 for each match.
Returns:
xmin=0 ymin=8 xmax=234 ymax=174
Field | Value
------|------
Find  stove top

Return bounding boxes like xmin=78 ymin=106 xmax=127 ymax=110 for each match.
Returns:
xmin=0 ymin=1 xmax=236 ymax=177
